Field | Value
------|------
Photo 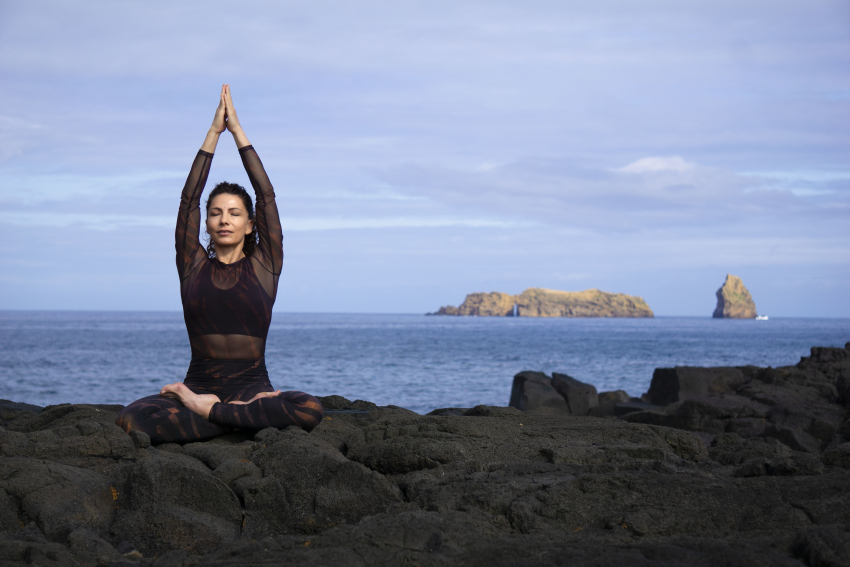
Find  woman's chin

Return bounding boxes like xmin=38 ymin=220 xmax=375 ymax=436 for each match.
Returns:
xmin=212 ymin=238 xmax=243 ymax=249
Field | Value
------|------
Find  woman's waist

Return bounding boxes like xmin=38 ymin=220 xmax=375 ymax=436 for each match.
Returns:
xmin=185 ymin=356 xmax=270 ymax=383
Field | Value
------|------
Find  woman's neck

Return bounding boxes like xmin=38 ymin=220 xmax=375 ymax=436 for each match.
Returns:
xmin=215 ymin=245 xmax=246 ymax=264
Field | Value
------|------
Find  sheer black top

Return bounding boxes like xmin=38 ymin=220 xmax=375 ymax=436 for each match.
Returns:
xmin=176 ymin=145 xmax=282 ymax=360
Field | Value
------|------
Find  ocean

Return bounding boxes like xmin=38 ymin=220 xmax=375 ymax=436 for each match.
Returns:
xmin=0 ymin=311 xmax=848 ymax=414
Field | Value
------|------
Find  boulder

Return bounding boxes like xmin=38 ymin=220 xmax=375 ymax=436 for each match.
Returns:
xmin=508 ymin=371 xmax=570 ymax=414
xmin=509 ymin=372 xmax=600 ymax=416
xmin=712 ymin=274 xmax=757 ymax=318
xmin=589 ymin=390 xmax=632 ymax=417
xmin=247 ymin=427 xmax=401 ymax=535
xmin=645 ymin=366 xmax=746 ymax=406
xmin=108 ymin=449 xmax=242 ymax=555
xmin=0 ymin=457 xmax=115 ymax=542
xmin=551 ymin=373 xmax=598 ymax=416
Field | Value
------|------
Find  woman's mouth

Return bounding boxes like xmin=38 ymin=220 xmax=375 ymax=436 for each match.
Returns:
xmin=217 ymin=230 xmax=232 ymax=236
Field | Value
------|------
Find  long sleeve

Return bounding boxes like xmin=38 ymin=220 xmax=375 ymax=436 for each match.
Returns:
xmin=176 ymin=150 xmax=214 ymax=281
xmin=239 ymin=145 xmax=283 ymax=299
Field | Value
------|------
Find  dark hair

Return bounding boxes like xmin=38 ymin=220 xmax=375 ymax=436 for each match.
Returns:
xmin=205 ymin=181 xmax=258 ymax=258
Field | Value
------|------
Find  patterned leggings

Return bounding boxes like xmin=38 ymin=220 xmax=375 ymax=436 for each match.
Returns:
xmin=115 ymin=358 xmax=323 ymax=444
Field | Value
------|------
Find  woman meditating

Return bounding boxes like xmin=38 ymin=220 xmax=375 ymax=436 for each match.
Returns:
xmin=116 ymin=85 xmax=323 ymax=443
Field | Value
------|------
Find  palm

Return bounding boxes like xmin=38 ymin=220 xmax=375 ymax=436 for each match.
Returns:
xmin=224 ymin=84 xmax=242 ymax=133
xmin=210 ymin=85 xmax=227 ymax=133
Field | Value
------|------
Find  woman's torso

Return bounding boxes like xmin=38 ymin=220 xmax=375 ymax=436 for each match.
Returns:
xmin=182 ymin=255 xmax=274 ymax=360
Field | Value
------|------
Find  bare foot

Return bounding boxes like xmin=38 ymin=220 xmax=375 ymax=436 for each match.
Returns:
xmin=160 ymin=383 xmax=220 ymax=420
xmin=228 ymin=390 xmax=282 ymax=406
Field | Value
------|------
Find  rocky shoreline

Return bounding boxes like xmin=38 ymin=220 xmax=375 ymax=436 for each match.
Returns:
xmin=1 ymin=343 xmax=848 ymax=567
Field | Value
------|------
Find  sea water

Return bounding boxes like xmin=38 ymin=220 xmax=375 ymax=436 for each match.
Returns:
xmin=0 ymin=311 xmax=848 ymax=414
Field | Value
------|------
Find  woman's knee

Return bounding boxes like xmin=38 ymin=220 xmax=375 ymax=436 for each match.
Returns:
xmin=267 ymin=391 xmax=323 ymax=430
xmin=115 ymin=396 xmax=175 ymax=434
xmin=114 ymin=408 xmax=132 ymax=433
xmin=294 ymin=392 xmax=324 ymax=430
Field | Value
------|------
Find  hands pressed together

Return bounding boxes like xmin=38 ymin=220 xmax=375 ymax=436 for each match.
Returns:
xmin=210 ymin=84 xmax=243 ymax=133
xmin=203 ymin=84 xmax=250 ymax=152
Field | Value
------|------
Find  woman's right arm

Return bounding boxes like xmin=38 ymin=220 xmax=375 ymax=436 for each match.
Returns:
xmin=176 ymin=86 xmax=228 ymax=280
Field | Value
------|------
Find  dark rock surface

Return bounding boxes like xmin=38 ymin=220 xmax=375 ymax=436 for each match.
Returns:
xmin=623 ymin=343 xmax=850 ymax=455
xmin=0 ymin=343 xmax=848 ymax=566
xmin=509 ymin=371 xmax=599 ymax=415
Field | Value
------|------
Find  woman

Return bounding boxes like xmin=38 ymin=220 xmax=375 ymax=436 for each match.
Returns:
xmin=116 ymin=85 xmax=323 ymax=443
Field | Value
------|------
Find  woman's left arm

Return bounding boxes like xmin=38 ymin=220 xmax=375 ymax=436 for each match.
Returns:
xmin=225 ymin=86 xmax=284 ymax=291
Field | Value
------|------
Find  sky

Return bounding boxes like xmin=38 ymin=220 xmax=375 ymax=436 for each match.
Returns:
xmin=0 ymin=0 xmax=848 ymax=316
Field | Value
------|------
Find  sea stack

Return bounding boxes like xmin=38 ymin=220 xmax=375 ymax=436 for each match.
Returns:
xmin=712 ymin=274 xmax=757 ymax=319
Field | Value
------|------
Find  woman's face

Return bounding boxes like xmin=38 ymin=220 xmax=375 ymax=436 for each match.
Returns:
xmin=206 ymin=193 xmax=253 ymax=250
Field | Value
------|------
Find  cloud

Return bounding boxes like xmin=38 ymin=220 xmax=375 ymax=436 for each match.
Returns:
xmin=615 ymin=156 xmax=693 ymax=174
xmin=6 ymin=212 xmax=174 ymax=231
xmin=0 ymin=170 xmax=186 ymax=204
xmin=4 ymin=211 xmax=529 ymax=232
xmin=374 ymin=156 xmax=849 ymax=236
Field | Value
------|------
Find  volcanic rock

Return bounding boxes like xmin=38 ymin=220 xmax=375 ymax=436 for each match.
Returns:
xmin=645 ymin=366 xmax=747 ymax=406
xmin=551 ymin=372 xmax=599 ymax=415
xmin=509 ymin=371 xmax=598 ymax=415
xmin=624 ymin=342 xmax=850 ymax=453
xmin=713 ymin=274 xmax=757 ymax=318
xmin=430 ymin=287 xmax=653 ymax=317
xmin=0 ymin=345 xmax=848 ymax=566
xmin=508 ymin=371 xmax=570 ymax=414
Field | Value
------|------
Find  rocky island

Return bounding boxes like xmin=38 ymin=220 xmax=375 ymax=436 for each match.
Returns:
xmin=713 ymin=274 xmax=757 ymax=318
xmin=1 ymin=342 xmax=848 ymax=566
xmin=431 ymin=287 xmax=654 ymax=317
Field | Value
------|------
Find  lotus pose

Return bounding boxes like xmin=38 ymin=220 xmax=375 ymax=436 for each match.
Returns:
xmin=116 ymin=85 xmax=323 ymax=443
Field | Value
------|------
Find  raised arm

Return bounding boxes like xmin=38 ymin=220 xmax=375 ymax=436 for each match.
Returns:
xmin=176 ymin=86 xmax=227 ymax=280
xmin=224 ymin=86 xmax=283 ymax=297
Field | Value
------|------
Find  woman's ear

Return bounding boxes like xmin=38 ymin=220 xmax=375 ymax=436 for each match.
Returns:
xmin=245 ymin=219 xmax=254 ymax=235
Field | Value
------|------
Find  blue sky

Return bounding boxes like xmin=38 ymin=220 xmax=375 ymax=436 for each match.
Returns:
xmin=0 ymin=0 xmax=848 ymax=315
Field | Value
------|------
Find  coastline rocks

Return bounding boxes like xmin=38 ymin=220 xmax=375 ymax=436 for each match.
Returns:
xmin=645 ymin=367 xmax=747 ymax=406
xmin=431 ymin=287 xmax=653 ymax=318
xmin=551 ymin=373 xmax=599 ymax=415
xmin=509 ymin=371 xmax=598 ymax=415
xmin=624 ymin=343 xmax=850 ymax=454
xmin=1 ymin=345 xmax=849 ymax=565
xmin=508 ymin=372 xmax=570 ymax=414
xmin=713 ymin=274 xmax=757 ymax=318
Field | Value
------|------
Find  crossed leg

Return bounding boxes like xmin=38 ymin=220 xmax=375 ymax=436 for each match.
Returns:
xmin=115 ymin=394 xmax=227 ymax=443
xmin=116 ymin=383 xmax=324 ymax=444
